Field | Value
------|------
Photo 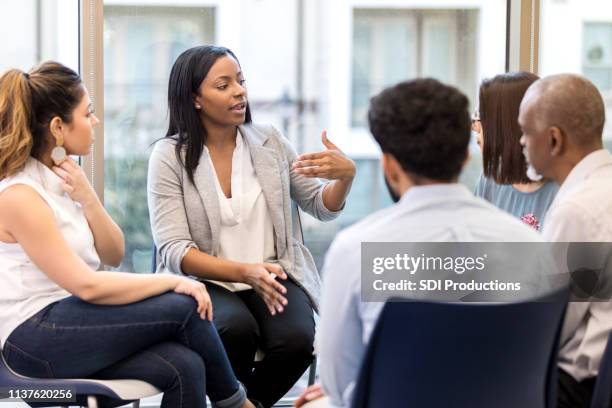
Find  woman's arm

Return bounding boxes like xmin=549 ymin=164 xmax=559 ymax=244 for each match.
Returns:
xmin=320 ymin=180 xmax=352 ymax=212
xmin=181 ymin=249 xmax=288 ymax=315
xmin=291 ymin=131 xmax=355 ymax=212
xmin=52 ymin=158 xmax=124 ymax=267
xmin=148 ymin=141 xmax=288 ymax=314
xmin=272 ymin=126 xmax=352 ymax=221
xmin=0 ymin=185 xmax=212 ymax=319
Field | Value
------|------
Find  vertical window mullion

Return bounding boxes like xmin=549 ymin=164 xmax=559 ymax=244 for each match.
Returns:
xmin=79 ymin=0 xmax=105 ymax=203
xmin=507 ymin=0 xmax=540 ymax=73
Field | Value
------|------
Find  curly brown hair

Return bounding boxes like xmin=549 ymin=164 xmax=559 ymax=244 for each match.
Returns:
xmin=368 ymin=78 xmax=471 ymax=182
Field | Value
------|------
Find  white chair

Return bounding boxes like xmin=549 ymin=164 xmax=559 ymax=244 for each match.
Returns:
xmin=0 ymin=351 xmax=161 ymax=408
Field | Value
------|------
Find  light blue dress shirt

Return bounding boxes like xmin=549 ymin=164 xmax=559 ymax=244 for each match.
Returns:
xmin=317 ymin=183 xmax=546 ymax=408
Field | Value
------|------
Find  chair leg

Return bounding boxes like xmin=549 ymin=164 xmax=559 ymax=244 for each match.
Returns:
xmin=308 ymin=356 xmax=317 ymax=386
xmin=87 ymin=395 xmax=98 ymax=408
xmin=132 ymin=400 xmax=141 ymax=408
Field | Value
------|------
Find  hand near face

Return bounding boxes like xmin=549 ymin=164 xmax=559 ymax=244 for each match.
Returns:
xmin=52 ymin=157 xmax=97 ymax=207
xmin=291 ymin=131 xmax=356 ymax=181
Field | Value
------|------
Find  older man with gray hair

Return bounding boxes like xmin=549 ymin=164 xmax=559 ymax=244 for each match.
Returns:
xmin=519 ymin=73 xmax=612 ymax=408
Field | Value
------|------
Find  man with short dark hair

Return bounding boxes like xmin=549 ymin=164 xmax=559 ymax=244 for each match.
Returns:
xmin=296 ymin=79 xmax=545 ymax=408
xmin=519 ymin=73 xmax=612 ymax=408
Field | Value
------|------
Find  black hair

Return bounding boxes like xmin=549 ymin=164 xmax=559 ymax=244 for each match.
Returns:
xmin=165 ymin=45 xmax=252 ymax=184
xmin=368 ymin=78 xmax=471 ymax=182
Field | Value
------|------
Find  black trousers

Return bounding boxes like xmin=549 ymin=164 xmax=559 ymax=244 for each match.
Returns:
xmin=207 ymin=279 xmax=315 ymax=408
xmin=557 ymin=368 xmax=596 ymax=408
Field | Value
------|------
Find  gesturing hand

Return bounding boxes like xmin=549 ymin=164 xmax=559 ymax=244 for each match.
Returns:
xmin=172 ymin=277 xmax=213 ymax=321
xmin=241 ymin=263 xmax=288 ymax=316
xmin=52 ymin=157 xmax=98 ymax=207
xmin=291 ymin=131 xmax=356 ymax=181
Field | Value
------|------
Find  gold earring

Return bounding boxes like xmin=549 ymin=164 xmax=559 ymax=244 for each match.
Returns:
xmin=51 ymin=134 xmax=66 ymax=165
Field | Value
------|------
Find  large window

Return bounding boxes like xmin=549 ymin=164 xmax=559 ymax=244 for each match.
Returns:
xmin=100 ymin=0 xmax=508 ymax=278
xmin=351 ymin=9 xmax=478 ymax=127
xmin=540 ymin=0 xmax=612 ymax=150
xmin=104 ymin=5 xmax=215 ymax=272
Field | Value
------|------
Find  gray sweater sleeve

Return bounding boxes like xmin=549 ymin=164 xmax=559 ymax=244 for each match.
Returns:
xmin=271 ymin=125 xmax=344 ymax=222
xmin=147 ymin=140 xmax=197 ymax=274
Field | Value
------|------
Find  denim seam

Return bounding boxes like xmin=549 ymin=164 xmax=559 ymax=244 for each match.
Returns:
xmin=4 ymin=341 xmax=55 ymax=378
xmin=178 ymin=308 xmax=196 ymax=349
xmin=142 ymin=349 xmax=184 ymax=408
xmin=32 ymin=321 xmax=182 ymax=330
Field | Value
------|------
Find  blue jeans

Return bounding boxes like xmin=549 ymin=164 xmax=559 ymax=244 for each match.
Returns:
xmin=3 ymin=293 xmax=246 ymax=408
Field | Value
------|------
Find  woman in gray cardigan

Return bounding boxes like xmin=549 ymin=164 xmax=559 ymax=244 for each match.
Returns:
xmin=147 ymin=45 xmax=355 ymax=407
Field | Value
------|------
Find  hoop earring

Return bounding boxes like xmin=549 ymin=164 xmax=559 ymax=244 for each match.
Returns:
xmin=51 ymin=134 xmax=66 ymax=165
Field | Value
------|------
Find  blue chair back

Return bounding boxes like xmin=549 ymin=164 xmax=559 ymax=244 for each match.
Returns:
xmin=591 ymin=331 xmax=612 ymax=408
xmin=350 ymin=289 xmax=568 ymax=408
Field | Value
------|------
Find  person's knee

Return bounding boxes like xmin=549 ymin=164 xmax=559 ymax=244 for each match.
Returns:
xmin=217 ymin=310 xmax=259 ymax=348
xmin=166 ymin=292 xmax=199 ymax=313
xmin=275 ymin=324 xmax=315 ymax=362
xmin=149 ymin=292 xmax=199 ymax=322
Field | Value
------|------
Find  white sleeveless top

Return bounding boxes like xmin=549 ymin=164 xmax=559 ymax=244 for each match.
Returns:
xmin=205 ymin=132 xmax=276 ymax=292
xmin=0 ymin=158 xmax=100 ymax=346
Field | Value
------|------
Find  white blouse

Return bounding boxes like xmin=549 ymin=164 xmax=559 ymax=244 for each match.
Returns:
xmin=0 ymin=158 xmax=100 ymax=346
xmin=205 ymin=131 xmax=276 ymax=292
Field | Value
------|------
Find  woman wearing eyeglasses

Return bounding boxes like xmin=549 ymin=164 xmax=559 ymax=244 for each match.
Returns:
xmin=473 ymin=72 xmax=558 ymax=231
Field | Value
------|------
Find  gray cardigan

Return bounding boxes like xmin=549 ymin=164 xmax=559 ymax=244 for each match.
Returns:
xmin=147 ymin=123 xmax=342 ymax=310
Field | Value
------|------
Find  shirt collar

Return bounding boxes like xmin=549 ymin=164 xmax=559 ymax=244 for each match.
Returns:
xmin=397 ymin=183 xmax=474 ymax=210
xmin=25 ymin=157 xmax=65 ymax=196
xmin=235 ymin=128 xmax=245 ymax=151
xmin=554 ymin=149 xmax=612 ymax=205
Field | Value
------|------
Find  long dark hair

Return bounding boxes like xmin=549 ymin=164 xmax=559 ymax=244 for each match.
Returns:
xmin=479 ymin=71 xmax=539 ymax=184
xmin=166 ymin=45 xmax=252 ymax=184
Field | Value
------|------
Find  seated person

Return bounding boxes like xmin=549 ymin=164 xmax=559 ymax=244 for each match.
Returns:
xmin=473 ymin=72 xmax=557 ymax=230
xmin=147 ymin=45 xmax=356 ymax=408
xmin=296 ymin=78 xmax=546 ymax=408
xmin=0 ymin=62 xmax=255 ymax=408
xmin=519 ymin=73 xmax=612 ymax=408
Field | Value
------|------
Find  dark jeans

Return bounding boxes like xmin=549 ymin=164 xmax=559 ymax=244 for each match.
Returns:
xmin=207 ymin=279 xmax=315 ymax=408
xmin=3 ymin=293 xmax=246 ymax=408
xmin=557 ymin=368 xmax=596 ymax=408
